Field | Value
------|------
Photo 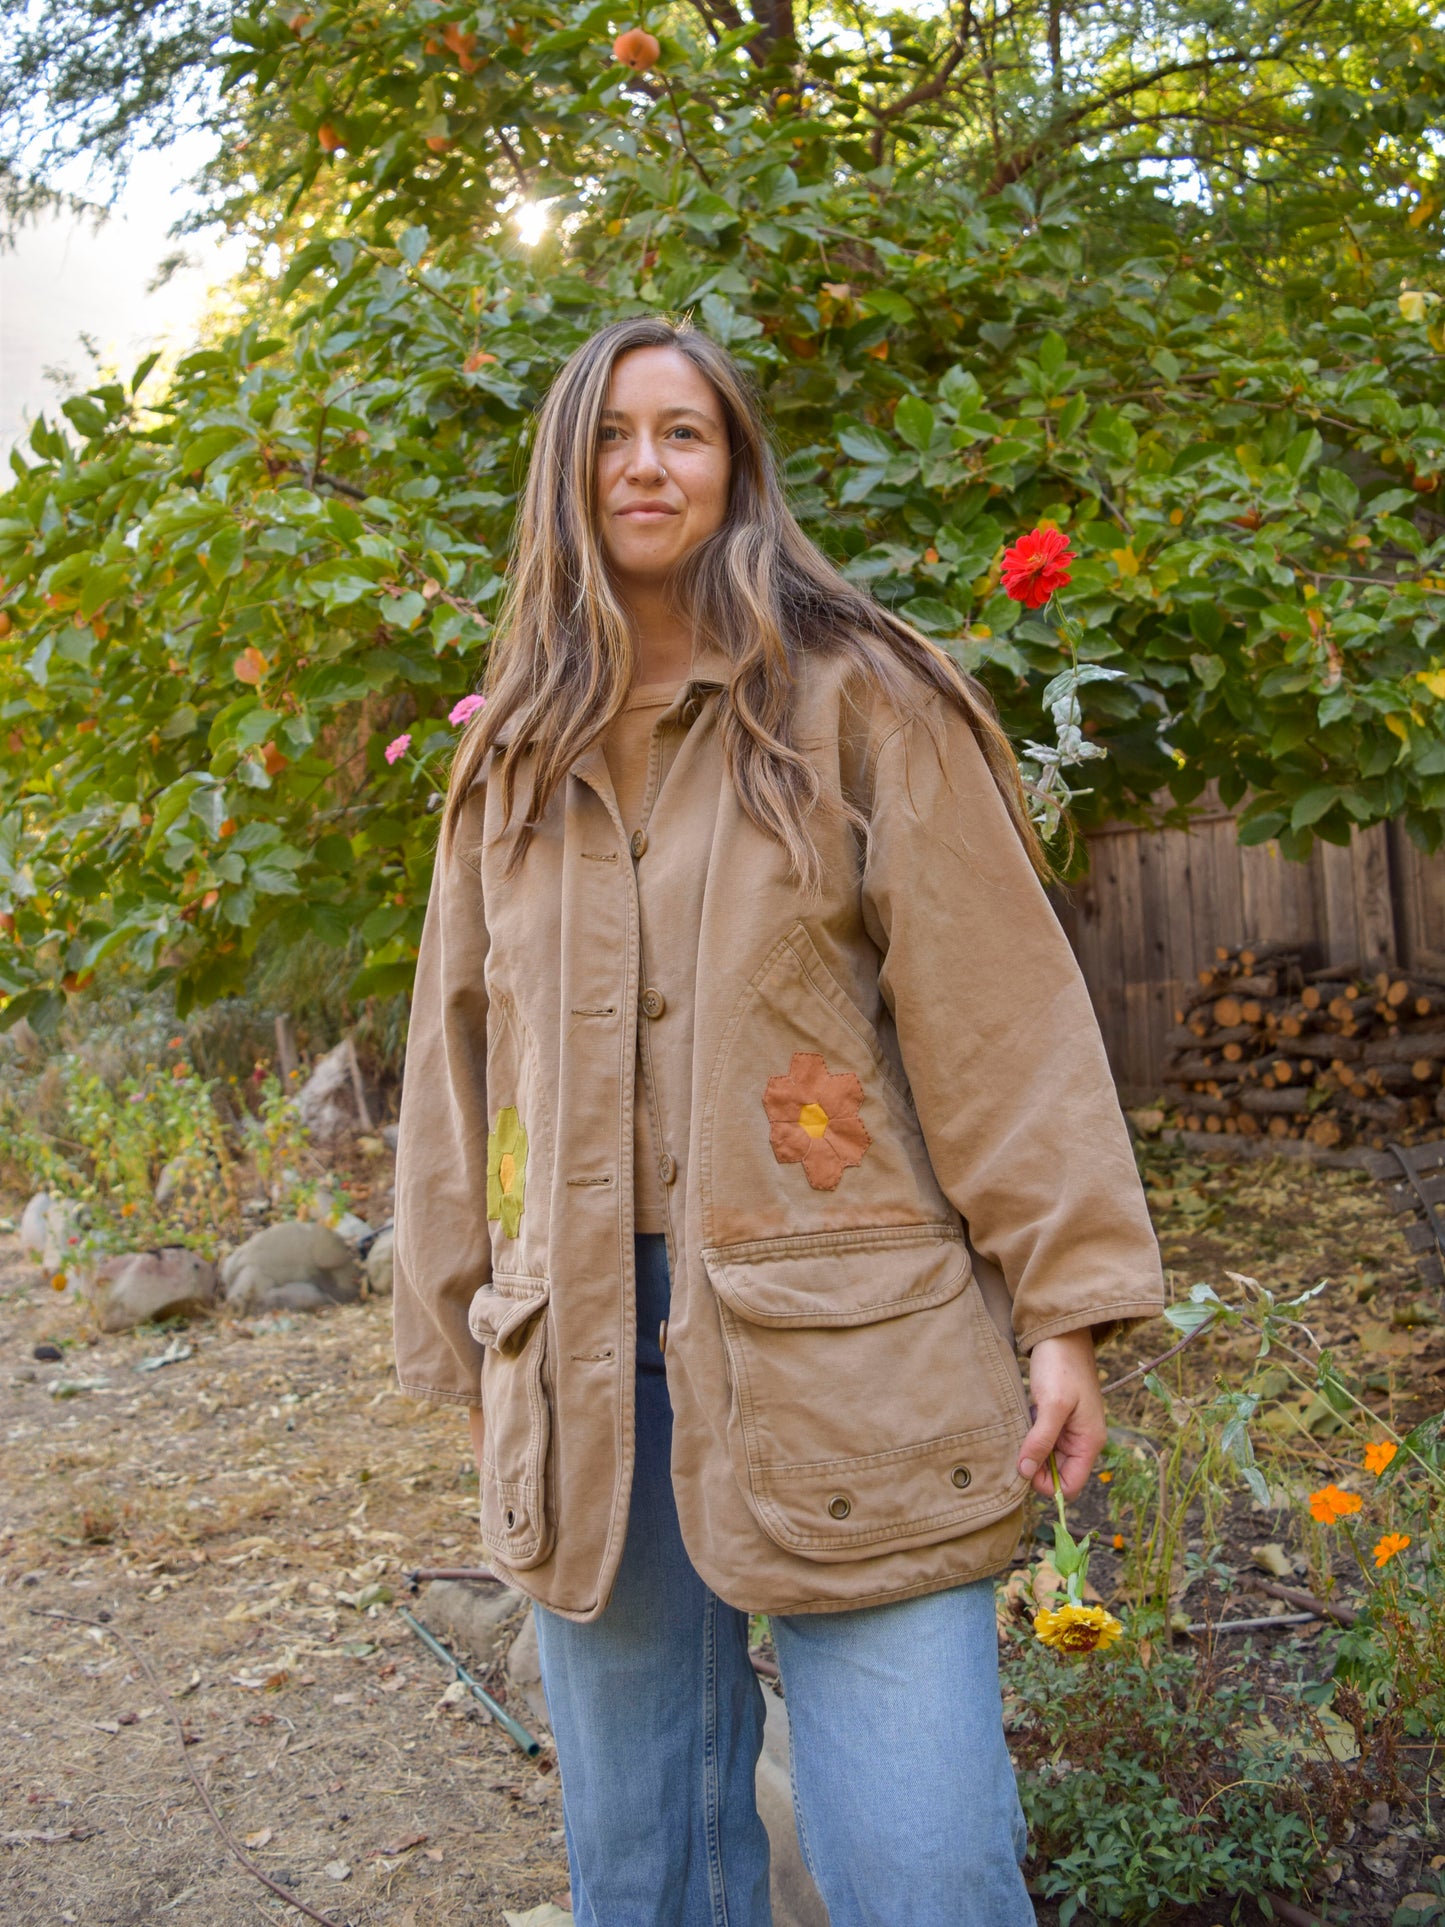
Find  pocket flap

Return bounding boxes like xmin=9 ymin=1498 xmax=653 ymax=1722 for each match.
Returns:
xmin=468 ymin=1275 xmax=549 ymax=1353
xmin=702 ymin=1225 xmax=969 ymax=1327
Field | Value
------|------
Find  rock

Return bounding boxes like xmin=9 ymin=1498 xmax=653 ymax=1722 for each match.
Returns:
xmin=381 ymin=1123 xmax=399 ymax=1150
xmin=32 ymin=1343 xmax=62 ymax=1362
xmin=19 ymin=1192 xmax=50 ymax=1259
xmin=330 ymin=1212 xmax=373 ymax=1246
xmin=219 ymin=1221 xmax=360 ymax=1316
xmin=20 ymin=1192 xmax=83 ymax=1276
xmin=505 ymin=1609 xmax=550 ymax=1728
xmin=757 ymin=1689 xmax=829 ymax=1927
xmin=297 ymin=1039 xmax=362 ymax=1142
xmin=364 ymin=1226 xmax=394 ymax=1297
xmin=416 ymin=1578 xmax=525 ymax=1664
xmin=85 ymin=1248 xmax=218 ymax=1334
xmin=1364 ymin=1799 xmax=1392 ymax=1831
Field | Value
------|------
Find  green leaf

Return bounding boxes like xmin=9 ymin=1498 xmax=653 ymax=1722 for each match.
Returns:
xmin=837 ymin=424 xmax=895 ymax=465
xmin=894 ymin=396 xmax=935 ymax=452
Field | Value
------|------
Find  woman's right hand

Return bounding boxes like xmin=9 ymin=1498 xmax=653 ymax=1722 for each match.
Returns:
xmin=468 ymin=1406 xmax=485 ymax=1471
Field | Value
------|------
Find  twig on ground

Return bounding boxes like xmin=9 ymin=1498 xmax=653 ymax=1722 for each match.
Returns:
xmin=31 ymin=1608 xmax=353 ymax=1927
xmin=1243 ymin=1577 xmax=1358 ymax=1627
xmin=405 ymin=1566 xmax=500 ymax=1586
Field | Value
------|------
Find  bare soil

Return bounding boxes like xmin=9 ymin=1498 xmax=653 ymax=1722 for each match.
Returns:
xmin=0 ymin=1214 xmax=568 ymax=1927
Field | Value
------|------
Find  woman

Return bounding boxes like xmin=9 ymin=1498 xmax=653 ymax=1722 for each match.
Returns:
xmin=393 ymin=315 xmax=1164 ymax=1926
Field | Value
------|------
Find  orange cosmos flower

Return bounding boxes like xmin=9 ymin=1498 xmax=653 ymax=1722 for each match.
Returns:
xmin=1363 ymin=1441 xmax=1398 ymax=1476
xmin=1372 ymin=1532 xmax=1410 ymax=1567
xmin=1309 ymin=1483 xmax=1364 ymax=1525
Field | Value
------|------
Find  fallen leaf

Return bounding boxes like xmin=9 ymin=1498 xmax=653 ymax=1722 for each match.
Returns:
xmin=502 ymin=1908 xmax=573 ymax=1927
xmin=1251 ymin=1543 xmax=1293 ymax=1578
xmin=369 ymin=1831 xmax=427 ymax=1859
xmin=324 ymin=1859 xmax=351 ymax=1881
xmin=244 ymin=1828 xmax=273 ymax=1849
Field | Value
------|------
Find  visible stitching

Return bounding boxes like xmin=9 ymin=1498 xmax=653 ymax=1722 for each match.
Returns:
xmin=567 ymin=1347 xmax=615 ymax=1362
xmin=580 ymin=849 xmax=618 ymax=862
xmin=752 ymin=1419 xmax=1017 ymax=1478
xmin=762 ymin=1050 xmax=871 ymax=1192
xmin=565 ymin=1174 xmax=615 ymax=1187
xmin=701 ymin=1588 xmax=729 ymax=1926
xmin=705 ymin=1220 xmax=962 ymax=1266
xmin=569 ymin=1005 xmax=617 ymax=1017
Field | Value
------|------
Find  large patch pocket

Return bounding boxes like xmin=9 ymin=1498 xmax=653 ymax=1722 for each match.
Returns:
xmin=468 ymin=1275 xmax=554 ymax=1570
xmin=702 ymin=1228 xmax=1030 ymax=1562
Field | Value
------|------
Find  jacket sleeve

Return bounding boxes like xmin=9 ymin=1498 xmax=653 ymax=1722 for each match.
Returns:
xmin=392 ymin=795 xmax=492 ymax=1407
xmin=860 ymin=696 xmax=1165 ymax=1353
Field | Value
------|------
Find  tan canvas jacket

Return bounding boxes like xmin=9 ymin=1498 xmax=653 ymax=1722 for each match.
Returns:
xmin=393 ymin=641 xmax=1165 ymax=1622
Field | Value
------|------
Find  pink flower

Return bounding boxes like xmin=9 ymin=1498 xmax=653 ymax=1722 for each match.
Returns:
xmin=383 ymin=733 xmax=412 ymax=765
xmin=449 ymin=693 xmax=486 ymax=727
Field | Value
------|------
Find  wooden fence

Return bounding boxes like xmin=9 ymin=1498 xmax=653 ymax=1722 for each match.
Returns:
xmin=1050 ymin=794 xmax=1445 ymax=1102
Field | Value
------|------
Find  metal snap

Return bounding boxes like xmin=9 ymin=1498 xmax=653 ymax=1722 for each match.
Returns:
xmin=950 ymin=1465 xmax=972 ymax=1490
xmin=630 ymin=828 xmax=648 ymax=859
xmin=827 ymin=1495 xmax=851 ymax=1520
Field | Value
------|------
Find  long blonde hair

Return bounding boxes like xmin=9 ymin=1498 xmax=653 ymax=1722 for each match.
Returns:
xmin=443 ymin=314 xmax=1048 ymax=888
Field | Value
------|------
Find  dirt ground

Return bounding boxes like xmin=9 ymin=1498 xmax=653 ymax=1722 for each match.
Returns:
xmin=1 ymin=1138 xmax=1443 ymax=1925
xmin=0 ymin=1216 xmax=569 ymax=1927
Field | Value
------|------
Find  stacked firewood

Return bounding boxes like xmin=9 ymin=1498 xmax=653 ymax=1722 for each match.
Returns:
xmin=1163 ymin=942 xmax=1445 ymax=1148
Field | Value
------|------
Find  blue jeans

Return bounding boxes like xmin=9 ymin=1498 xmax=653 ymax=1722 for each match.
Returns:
xmin=534 ymin=1234 xmax=1034 ymax=1927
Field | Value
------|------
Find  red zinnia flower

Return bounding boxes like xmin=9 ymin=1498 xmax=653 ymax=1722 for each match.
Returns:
xmin=1001 ymin=527 xmax=1075 ymax=608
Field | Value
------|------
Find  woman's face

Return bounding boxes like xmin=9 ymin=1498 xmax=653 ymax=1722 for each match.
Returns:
xmin=594 ymin=345 xmax=732 ymax=592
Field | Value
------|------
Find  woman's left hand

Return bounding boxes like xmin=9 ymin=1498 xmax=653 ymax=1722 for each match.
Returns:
xmin=1017 ymin=1328 xmax=1107 ymax=1501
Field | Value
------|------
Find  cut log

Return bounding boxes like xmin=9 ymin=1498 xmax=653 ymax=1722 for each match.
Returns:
xmin=1358 ymin=1027 xmax=1445 ymax=1065
xmin=1237 ymin=1087 xmax=1310 ymax=1115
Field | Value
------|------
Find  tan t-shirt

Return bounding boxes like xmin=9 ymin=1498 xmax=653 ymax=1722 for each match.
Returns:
xmin=602 ymin=680 xmax=687 ymax=1234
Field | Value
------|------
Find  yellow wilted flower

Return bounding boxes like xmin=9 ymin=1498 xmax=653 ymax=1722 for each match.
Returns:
xmin=1033 ymin=1603 xmax=1124 ymax=1655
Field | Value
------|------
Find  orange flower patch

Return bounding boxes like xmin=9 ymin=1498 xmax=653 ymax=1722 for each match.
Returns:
xmin=1373 ymin=1532 xmax=1410 ymax=1567
xmin=1363 ymin=1441 xmax=1398 ymax=1476
xmin=762 ymin=1052 xmax=870 ymax=1192
xmin=1308 ymin=1483 xmax=1363 ymax=1525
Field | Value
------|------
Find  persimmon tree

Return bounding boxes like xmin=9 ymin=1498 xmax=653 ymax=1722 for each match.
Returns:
xmin=0 ymin=0 xmax=1443 ymax=1027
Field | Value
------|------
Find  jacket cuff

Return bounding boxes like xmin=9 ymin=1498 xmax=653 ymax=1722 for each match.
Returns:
xmin=396 ymin=1377 xmax=483 ymax=1410
xmin=1015 ymin=1299 xmax=1166 ymax=1355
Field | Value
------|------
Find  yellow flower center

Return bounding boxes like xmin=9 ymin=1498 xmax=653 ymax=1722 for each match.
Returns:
xmin=498 ymin=1151 xmax=517 ymax=1194
xmin=798 ymin=1101 xmax=830 ymax=1138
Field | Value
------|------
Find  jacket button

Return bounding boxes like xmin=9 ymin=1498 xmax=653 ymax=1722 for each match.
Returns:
xmin=658 ymin=1318 xmax=668 ymax=1356
xmin=640 ymin=987 xmax=666 ymax=1019
xmin=657 ymin=1152 xmax=677 ymax=1184
xmin=630 ymin=827 xmax=648 ymax=858
xmin=827 ymin=1495 xmax=851 ymax=1520
xmin=950 ymin=1465 xmax=972 ymax=1490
